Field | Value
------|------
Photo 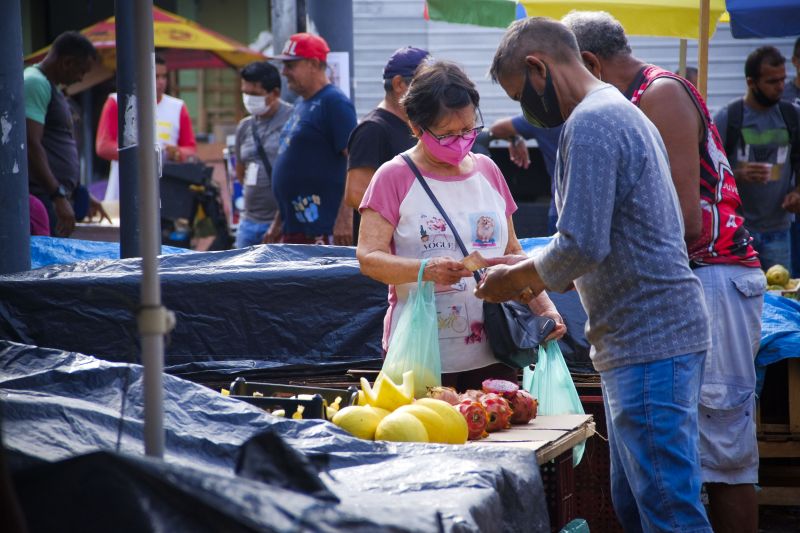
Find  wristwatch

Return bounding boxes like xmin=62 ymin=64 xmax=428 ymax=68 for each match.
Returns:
xmin=50 ymin=184 xmax=68 ymax=200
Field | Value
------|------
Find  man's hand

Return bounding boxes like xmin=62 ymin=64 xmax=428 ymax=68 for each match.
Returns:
xmin=87 ymin=195 xmax=112 ymax=223
xmin=164 ymin=144 xmax=182 ymax=162
xmin=53 ymin=197 xmax=76 ymax=237
xmin=508 ymin=136 xmax=530 ymax=169
xmin=485 ymin=254 xmax=528 ymax=267
xmin=423 ymin=257 xmax=472 ymax=285
xmin=475 ymin=258 xmax=544 ymax=303
xmin=333 ymin=205 xmax=354 ymax=246
xmin=782 ymin=190 xmax=800 ymax=214
xmin=736 ymin=162 xmax=771 ymax=184
xmin=262 ymin=221 xmax=282 ymax=244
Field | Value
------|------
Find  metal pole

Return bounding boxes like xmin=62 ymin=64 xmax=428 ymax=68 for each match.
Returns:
xmin=132 ymin=0 xmax=173 ymax=459
xmin=698 ymin=0 xmax=710 ymax=100
xmin=307 ymin=0 xmax=354 ymax=100
xmin=80 ymin=91 xmax=94 ymax=188
xmin=0 ymin=0 xmax=31 ymax=274
xmin=116 ymin=0 xmax=141 ymax=258
xmin=678 ymin=39 xmax=688 ymax=78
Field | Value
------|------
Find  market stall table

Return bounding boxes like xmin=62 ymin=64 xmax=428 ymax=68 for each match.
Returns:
xmin=474 ymin=413 xmax=595 ymax=530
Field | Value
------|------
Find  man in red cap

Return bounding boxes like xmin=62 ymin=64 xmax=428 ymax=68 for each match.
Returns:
xmin=263 ymin=33 xmax=357 ymax=245
xmin=344 ymin=46 xmax=430 ymax=243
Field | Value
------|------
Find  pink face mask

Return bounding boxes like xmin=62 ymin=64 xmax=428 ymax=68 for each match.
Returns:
xmin=420 ymin=128 xmax=478 ymax=166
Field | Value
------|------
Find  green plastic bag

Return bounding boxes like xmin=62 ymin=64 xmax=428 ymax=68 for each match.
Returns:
xmin=523 ymin=340 xmax=585 ymax=466
xmin=381 ymin=259 xmax=442 ymax=398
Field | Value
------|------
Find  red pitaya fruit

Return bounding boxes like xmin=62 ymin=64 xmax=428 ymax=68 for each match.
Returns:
xmin=481 ymin=378 xmax=519 ymax=400
xmin=480 ymin=393 xmax=513 ymax=432
xmin=459 ymin=389 xmax=485 ymax=403
xmin=509 ymin=390 xmax=538 ymax=425
xmin=457 ymin=400 xmax=489 ymax=440
xmin=427 ymin=386 xmax=460 ymax=405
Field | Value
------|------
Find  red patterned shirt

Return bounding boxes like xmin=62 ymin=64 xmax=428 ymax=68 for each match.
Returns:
xmin=626 ymin=65 xmax=760 ymax=268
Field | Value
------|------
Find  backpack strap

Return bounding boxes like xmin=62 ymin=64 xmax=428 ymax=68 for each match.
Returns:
xmin=724 ymin=98 xmax=744 ymax=163
xmin=778 ymin=100 xmax=800 ymax=177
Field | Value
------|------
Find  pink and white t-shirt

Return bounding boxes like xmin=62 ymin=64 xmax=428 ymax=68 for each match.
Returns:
xmin=360 ymin=152 xmax=517 ymax=373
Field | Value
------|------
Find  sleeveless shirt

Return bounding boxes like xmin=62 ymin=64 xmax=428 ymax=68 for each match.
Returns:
xmin=626 ymin=65 xmax=759 ymax=268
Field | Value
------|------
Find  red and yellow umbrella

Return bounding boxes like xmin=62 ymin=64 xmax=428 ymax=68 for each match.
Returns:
xmin=25 ymin=6 xmax=265 ymax=92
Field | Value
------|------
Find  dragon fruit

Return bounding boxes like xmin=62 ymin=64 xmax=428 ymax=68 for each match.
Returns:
xmin=426 ymin=386 xmax=460 ymax=405
xmin=459 ymin=389 xmax=485 ymax=403
xmin=480 ymin=393 xmax=513 ymax=432
xmin=509 ymin=390 xmax=538 ymax=424
xmin=481 ymin=378 xmax=519 ymax=400
xmin=457 ymin=400 xmax=489 ymax=440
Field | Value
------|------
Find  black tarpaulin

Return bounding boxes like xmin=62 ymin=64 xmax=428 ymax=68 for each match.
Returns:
xmin=1 ymin=342 xmax=550 ymax=532
xmin=0 ymin=241 xmax=591 ymax=370
xmin=0 ymin=245 xmax=387 ymax=366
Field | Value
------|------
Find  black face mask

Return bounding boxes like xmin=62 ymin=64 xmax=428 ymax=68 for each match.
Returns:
xmin=520 ymin=63 xmax=564 ymax=128
xmin=752 ymin=84 xmax=780 ymax=108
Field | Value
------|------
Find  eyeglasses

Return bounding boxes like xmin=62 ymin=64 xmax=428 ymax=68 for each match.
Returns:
xmin=424 ymin=109 xmax=485 ymax=146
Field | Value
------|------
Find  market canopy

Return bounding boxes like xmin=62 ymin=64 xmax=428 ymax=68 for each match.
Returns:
xmin=725 ymin=0 xmax=800 ymax=39
xmin=25 ymin=6 xmax=265 ymax=93
xmin=425 ymin=0 xmax=726 ymax=38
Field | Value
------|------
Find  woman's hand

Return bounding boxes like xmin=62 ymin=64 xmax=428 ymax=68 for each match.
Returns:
xmin=423 ymin=257 xmax=472 ymax=285
xmin=541 ymin=310 xmax=567 ymax=342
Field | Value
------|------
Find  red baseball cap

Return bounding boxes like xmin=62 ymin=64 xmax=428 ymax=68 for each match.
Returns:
xmin=271 ymin=33 xmax=330 ymax=62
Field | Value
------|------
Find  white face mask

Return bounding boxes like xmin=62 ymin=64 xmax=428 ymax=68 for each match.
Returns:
xmin=242 ymin=93 xmax=269 ymax=116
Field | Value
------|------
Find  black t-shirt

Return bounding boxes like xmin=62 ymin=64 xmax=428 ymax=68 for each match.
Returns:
xmin=347 ymin=107 xmax=415 ymax=170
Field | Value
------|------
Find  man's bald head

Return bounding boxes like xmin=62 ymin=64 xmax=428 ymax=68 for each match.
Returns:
xmin=490 ymin=17 xmax=581 ymax=82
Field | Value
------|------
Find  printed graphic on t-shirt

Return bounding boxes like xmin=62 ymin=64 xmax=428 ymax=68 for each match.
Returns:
xmin=418 ymin=214 xmax=457 ymax=253
xmin=470 ymin=213 xmax=499 ymax=248
xmin=278 ymin=113 xmax=300 ymax=154
xmin=293 ymin=194 xmax=321 ymax=223
xmin=436 ymin=303 xmax=469 ymax=339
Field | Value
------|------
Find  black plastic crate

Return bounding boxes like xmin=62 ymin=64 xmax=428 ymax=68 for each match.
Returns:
xmin=228 ymin=377 xmax=359 ymax=419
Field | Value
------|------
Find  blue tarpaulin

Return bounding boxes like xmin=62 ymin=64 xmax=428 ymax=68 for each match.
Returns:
xmin=755 ymin=293 xmax=800 ymax=394
xmin=31 ymin=235 xmax=191 ymax=270
xmin=726 ymin=0 xmax=800 ymax=39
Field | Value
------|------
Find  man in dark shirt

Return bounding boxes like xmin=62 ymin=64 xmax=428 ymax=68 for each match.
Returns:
xmin=267 ymin=33 xmax=357 ymax=245
xmin=344 ymin=46 xmax=430 ymax=241
xmin=24 ymin=31 xmax=107 ymax=237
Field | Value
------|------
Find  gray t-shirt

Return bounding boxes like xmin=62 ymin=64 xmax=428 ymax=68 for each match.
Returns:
xmin=783 ymin=79 xmax=800 ymax=107
xmin=235 ymin=100 xmax=293 ymax=222
xmin=533 ymin=85 xmax=710 ymax=372
xmin=714 ymin=101 xmax=797 ymax=232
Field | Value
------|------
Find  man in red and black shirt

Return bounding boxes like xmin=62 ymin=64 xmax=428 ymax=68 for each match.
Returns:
xmin=564 ymin=11 xmax=762 ymax=533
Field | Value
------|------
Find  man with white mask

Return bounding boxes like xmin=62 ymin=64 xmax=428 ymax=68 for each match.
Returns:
xmin=234 ymin=61 xmax=293 ymax=247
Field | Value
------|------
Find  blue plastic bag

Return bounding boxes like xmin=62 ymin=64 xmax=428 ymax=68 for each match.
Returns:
xmin=524 ymin=340 xmax=585 ymax=466
xmin=381 ymin=259 xmax=442 ymax=398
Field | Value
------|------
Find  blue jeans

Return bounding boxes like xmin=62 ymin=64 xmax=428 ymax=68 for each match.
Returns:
xmin=235 ymin=218 xmax=271 ymax=248
xmin=601 ymin=353 xmax=712 ymax=533
xmin=749 ymin=228 xmax=791 ymax=272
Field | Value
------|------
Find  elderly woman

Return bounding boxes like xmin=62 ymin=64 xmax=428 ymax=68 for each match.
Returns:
xmin=356 ymin=60 xmax=565 ymax=391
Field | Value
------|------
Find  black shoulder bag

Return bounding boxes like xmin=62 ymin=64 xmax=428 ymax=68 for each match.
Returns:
xmin=251 ymin=120 xmax=272 ymax=179
xmin=400 ymin=153 xmax=555 ymax=368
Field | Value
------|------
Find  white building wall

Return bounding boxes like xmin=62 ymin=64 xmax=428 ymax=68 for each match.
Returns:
xmin=352 ymin=0 xmax=798 ymax=123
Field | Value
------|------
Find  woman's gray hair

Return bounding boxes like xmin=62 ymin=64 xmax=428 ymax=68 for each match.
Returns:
xmin=561 ymin=11 xmax=631 ymax=59
xmin=490 ymin=17 xmax=581 ymax=82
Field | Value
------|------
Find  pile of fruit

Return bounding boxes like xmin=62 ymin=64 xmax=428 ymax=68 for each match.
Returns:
xmin=765 ymin=264 xmax=799 ymax=298
xmin=330 ymin=371 xmax=538 ymax=444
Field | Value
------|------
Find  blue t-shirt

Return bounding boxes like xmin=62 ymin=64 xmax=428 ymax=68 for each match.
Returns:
xmin=511 ymin=115 xmax=562 ymax=177
xmin=512 ymin=114 xmax=563 ymax=219
xmin=272 ymin=84 xmax=357 ymax=236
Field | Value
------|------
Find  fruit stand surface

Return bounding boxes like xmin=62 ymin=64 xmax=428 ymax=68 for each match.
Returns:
xmin=472 ymin=413 xmax=595 ymax=464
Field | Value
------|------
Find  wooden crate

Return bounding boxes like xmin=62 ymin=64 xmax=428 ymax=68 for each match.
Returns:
xmin=756 ymin=358 xmax=800 ymax=506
